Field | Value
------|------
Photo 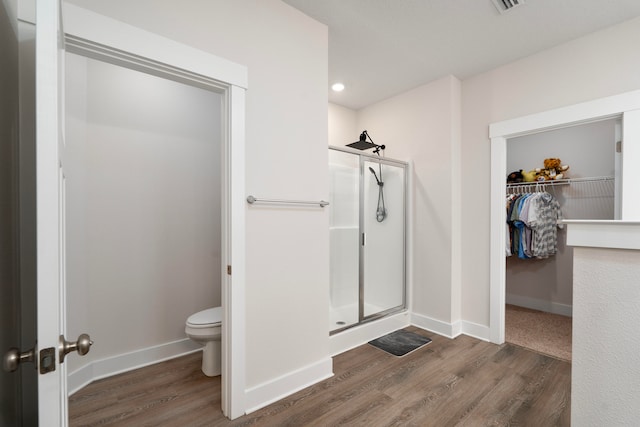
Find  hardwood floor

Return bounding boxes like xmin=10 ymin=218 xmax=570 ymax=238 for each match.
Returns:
xmin=69 ymin=326 xmax=570 ymax=426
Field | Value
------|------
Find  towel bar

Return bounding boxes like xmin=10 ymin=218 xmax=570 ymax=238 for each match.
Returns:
xmin=246 ymin=195 xmax=329 ymax=208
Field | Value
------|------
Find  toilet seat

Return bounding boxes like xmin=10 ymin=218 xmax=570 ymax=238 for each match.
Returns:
xmin=186 ymin=307 xmax=222 ymax=329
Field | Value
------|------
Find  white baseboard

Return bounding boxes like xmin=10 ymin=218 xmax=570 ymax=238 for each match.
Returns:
xmin=244 ymin=357 xmax=333 ymax=414
xmin=329 ymin=311 xmax=410 ymax=356
xmin=410 ymin=313 xmax=492 ymax=342
xmin=506 ymin=294 xmax=573 ymax=317
xmin=410 ymin=312 xmax=461 ymax=339
xmin=461 ymin=320 xmax=491 ymax=342
xmin=67 ymin=338 xmax=202 ymax=396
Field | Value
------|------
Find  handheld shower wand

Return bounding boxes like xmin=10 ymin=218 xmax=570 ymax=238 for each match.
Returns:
xmin=368 ymin=167 xmax=382 ymax=186
xmin=369 ymin=165 xmax=387 ymax=222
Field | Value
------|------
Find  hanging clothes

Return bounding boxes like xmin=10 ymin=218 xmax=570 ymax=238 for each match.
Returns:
xmin=506 ymin=190 xmax=562 ymax=259
xmin=529 ymin=192 xmax=563 ymax=258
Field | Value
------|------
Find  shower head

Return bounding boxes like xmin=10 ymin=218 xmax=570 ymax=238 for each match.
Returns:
xmin=346 ymin=130 xmax=385 ymax=152
xmin=347 ymin=131 xmax=377 ymax=151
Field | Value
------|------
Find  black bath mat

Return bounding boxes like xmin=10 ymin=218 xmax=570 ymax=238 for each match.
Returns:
xmin=368 ymin=330 xmax=432 ymax=357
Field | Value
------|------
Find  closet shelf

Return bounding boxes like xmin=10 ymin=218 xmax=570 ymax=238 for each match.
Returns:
xmin=506 ymin=175 xmax=614 ymax=189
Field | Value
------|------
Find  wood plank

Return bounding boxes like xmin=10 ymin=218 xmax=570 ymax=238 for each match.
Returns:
xmin=69 ymin=328 xmax=571 ymax=426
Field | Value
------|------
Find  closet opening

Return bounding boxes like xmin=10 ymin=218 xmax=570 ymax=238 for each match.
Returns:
xmin=488 ymin=88 xmax=640 ymax=349
xmin=504 ymin=118 xmax=619 ymax=360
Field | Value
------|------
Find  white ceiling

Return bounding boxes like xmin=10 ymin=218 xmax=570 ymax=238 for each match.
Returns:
xmin=282 ymin=0 xmax=640 ymax=110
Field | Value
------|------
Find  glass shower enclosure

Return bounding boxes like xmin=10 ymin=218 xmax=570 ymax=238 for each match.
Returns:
xmin=329 ymin=146 xmax=407 ymax=334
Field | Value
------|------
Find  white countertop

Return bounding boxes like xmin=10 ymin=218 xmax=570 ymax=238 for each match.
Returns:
xmin=564 ymin=220 xmax=640 ymax=250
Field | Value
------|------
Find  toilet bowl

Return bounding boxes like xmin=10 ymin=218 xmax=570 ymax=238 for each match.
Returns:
xmin=185 ymin=307 xmax=222 ymax=377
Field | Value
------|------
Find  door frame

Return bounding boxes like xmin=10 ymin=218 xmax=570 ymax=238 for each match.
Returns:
xmin=488 ymin=89 xmax=640 ymax=344
xmin=42 ymin=3 xmax=248 ymax=421
xmin=36 ymin=0 xmax=65 ymax=423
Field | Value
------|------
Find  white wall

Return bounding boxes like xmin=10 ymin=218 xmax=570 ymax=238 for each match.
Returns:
xmin=507 ymin=119 xmax=617 ymax=179
xmin=329 ymin=103 xmax=357 ymax=147
xmin=461 ymin=15 xmax=640 ymax=328
xmin=571 ymin=243 xmax=640 ymax=425
xmin=355 ymin=75 xmax=462 ymax=329
xmin=65 ymin=53 xmax=222 ymax=373
xmin=64 ymin=0 xmax=330 ymax=395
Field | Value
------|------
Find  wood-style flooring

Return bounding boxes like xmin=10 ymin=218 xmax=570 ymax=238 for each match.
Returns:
xmin=69 ymin=326 xmax=571 ymax=426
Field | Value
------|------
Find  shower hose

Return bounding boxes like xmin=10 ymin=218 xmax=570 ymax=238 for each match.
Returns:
xmin=374 ymin=162 xmax=387 ymax=222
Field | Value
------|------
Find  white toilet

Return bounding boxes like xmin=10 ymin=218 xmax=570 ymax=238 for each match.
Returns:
xmin=185 ymin=307 xmax=222 ymax=377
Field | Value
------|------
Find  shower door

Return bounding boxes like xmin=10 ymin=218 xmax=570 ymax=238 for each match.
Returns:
xmin=362 ymin=159 xmax=406 ymax=318
xmin=328 ymin=150 xmax=360 ymax=330
xmin=329 ymin=147 xmax=406 ymax=333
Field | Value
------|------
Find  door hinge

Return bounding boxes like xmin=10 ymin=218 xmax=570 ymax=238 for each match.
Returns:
xmin=227 ymin=265 xmax=232 ymax=275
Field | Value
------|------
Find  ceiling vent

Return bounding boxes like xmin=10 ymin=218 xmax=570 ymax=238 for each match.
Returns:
xmin=491 ymin=0 xmax=525 ymax=14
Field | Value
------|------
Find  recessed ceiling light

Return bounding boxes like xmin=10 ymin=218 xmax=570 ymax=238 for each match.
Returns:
xmin=331 ymin=83 xmax=345 ymax=92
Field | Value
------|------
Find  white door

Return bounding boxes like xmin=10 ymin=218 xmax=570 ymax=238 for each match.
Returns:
xmin=36 ymin=0 xmax=92 ymax=424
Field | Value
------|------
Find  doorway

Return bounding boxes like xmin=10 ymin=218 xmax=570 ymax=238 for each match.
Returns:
xmin=64 ymin=50 xmax=224 ymax=399
xmin=489 ymin=90 xmax=640 ymax=345
xmin=503 ymin=119 xmax=618 ymax=360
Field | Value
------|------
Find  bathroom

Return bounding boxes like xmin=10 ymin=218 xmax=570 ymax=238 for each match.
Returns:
xmin=63 ymin=55 xmax=414 ymax=421
xmin=64 ymin=50 xmax=413 ymax=425
xmin=22 ymin=1 xmax=640 ymax=422
xmin=61 ymin=19 xmax=413 ymax=413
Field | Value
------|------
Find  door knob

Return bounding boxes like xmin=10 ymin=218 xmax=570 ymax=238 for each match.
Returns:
xmin=3 ymin=347 xmax=36 ymax=373
xmin=59 ymin=333 xmax=93 ymax=363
